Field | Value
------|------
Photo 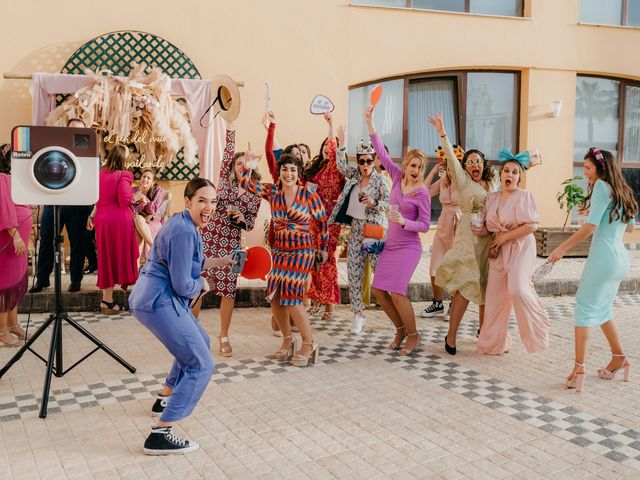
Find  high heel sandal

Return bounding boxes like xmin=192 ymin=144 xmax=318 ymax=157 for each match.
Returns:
xmin=320 ymin=311 xmax=334 ymax=322
xmin=398 ymin=332 xmax=421 ymax=357
xmin=291 ymin=342 xmax=320 ymax=367
xmin=307 ymin=304 xmax=321 ymax=316
xmin=219 ymin=337 xmax=232 ymax=357
xmin=566 ymin=362 xmax=586 ymax=392
xmin=274 ymin=335 xmax=296 ymax=362
xmin=100 ymin=300 xmax=124 ymax=315
xmin=8 ymin=324 xmax=28 ymax=341
xmin=0 ymin=330 xmax=18 ymax=348
xmin=597 ymin=354 xmax=631 ymax=381
xmin=389 ymin=326 xmax=406 ymax=351
xmin=444 ymin=335 xmax=456 ymax=356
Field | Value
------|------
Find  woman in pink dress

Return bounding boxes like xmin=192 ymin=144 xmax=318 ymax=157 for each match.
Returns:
xmin=472 ymin=150 xmax=550 ymax=355
xmin=94 ymin=145 xmax=139 ymax=314
xmin=0 ymin=144 xmax=32 ymax=346
xmin=421 ymin=145 xmax=463 ymax=319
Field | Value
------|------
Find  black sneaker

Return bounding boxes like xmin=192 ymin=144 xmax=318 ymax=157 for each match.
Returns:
xmin=68 ymin=282 xmax=81 ymax=292
xmin=421 ymin=301 xmax=444 ymax=318
xmin=151 ymin=394 xmax=170 ymax=417
xmin=28 ymin=282 xmax=50 ymax=293
xmin=143 ymin=427 xmax=199 ymax=455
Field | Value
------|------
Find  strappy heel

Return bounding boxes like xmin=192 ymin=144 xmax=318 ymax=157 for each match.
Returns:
xmin=100 ymin=300 xmax=124 ymax=315
xmin=566 ymin=362 xmax=586 ymax=392
xmin=219 ymin=337 xmax=232 ymax=357
xmin=597 ymin=354 xmax=631 ymax=381
xmin=291 ymin=342 xmax=320 ymax=367
xmin=275 ymin=336 xmax=296 ymax=362
xmin=398 ymin=332 xmax=421 ymax=357
xmin=389 ymin=326 xmax=406 ymax=351
xmin=307 ymin=304 xmax=321 ymax=316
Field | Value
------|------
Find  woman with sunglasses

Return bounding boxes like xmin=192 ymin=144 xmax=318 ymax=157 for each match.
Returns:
xmin=549 ymin=148 xmax=637 ymax=392
xmin=365 ymin=107 xmax=430 ymax=356
xmin=328 ymin=126 xmax=390 ymax=333
xmin=421 ymin=144 xmax=464 ymax=320
xmin=428 ymin=113 xmax=497 ymax=355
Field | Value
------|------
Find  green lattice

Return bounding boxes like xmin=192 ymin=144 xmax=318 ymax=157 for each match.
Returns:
xmin=60 ymin=30 xmax=201 ymax=180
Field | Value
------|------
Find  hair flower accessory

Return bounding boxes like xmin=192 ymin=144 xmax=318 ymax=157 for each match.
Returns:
xmin=498 ymin=148 xmax=531 ymax=170
xmin=589 ymin=147 xmax=605 ymax=164
xmin=435 ymin=144 xmax=464 ymax=160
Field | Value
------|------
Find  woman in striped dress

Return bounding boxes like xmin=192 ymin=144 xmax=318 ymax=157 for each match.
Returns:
xmin=241 ymin=154 xmax=329 ymax=367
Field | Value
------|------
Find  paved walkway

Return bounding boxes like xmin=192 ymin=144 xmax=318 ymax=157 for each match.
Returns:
xmin=2 ymin=294 xmax=640 ymax=479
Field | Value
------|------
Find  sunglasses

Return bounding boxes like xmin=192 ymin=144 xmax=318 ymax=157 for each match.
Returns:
xmin=358 ymin=159 xmax=375 ymax=166
xmin=465 ymin=157 xmax=484 ymax=167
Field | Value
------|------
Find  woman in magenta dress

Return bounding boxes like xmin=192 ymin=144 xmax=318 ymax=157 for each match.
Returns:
xmin=365 ymin=108 xmax=431 ymax=356
xmin=0 ymin=144 xmax=32 ymax=346
xmin=94 ymin=145 xmax=139 ymax=314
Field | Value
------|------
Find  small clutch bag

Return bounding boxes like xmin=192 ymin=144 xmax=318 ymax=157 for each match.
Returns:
xmin=362 ymin=223 xmax=384 ymax=239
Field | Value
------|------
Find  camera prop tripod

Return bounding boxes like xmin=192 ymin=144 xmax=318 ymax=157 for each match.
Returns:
xmin=0 ymin=206 xmax=136 ymax=418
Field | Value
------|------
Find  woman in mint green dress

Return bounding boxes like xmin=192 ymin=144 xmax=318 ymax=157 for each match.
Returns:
xmin=549 ymin=148 xmax=637 ymax=392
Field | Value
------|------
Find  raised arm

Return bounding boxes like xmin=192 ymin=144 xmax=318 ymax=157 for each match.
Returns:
xmin=365 ymin=106 xmax=402 ymax=182
xmin=428 ymin=113 xmax=470 ymax=192
xmin=335 ymin=125 xmax=357 ymax=178
xmin=263 ymin=112 xmax=279 ymax=181
xmin=219 ymin=127 xmax=236 ymax=181
xmin=240 ymin=161 xmax=277 ymax=201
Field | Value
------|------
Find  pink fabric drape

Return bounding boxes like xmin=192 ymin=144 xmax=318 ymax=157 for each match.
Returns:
xmin=31 ymin=72 xmax=223 ymax=181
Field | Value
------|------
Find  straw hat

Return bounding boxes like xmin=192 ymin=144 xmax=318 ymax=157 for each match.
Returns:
xmin=210 ymin=74 xmax=241 ymax=122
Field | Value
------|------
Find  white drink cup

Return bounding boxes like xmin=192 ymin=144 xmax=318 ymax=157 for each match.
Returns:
xmin=470 ymin=212 xmax=483 ymax=229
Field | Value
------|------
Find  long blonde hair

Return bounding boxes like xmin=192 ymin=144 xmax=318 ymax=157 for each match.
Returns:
xmin=402 ymin=149 xmax=427 ymax=178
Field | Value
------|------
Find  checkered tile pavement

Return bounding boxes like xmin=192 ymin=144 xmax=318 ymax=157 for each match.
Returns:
xmin=3 ymin=296 xmax=640 ymax=474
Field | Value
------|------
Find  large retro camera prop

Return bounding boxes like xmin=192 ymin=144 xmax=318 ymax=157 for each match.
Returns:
xmin=11 ymin=125 xmax=99 ymax=205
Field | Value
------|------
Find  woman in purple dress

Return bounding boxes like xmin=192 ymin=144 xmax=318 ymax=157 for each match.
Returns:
xmin=365 ymin=107 xmax=431 ymax=356
xmin=0 ymin=144 xmax=32 ymax=346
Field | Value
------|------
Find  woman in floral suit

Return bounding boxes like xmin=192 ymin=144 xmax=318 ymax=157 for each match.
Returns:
xmin=329 ymin=126 xmax=389 ymax=334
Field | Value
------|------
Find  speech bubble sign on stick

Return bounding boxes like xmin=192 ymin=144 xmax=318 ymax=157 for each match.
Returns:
xmin=310 ymin=94 xmax=335 ymax=115
xmin=370 ymin=84 xmax=383 ymax=108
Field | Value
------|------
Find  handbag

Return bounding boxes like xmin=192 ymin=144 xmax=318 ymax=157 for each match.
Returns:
xmin=362 ymin=223 xmax=384 ymax=239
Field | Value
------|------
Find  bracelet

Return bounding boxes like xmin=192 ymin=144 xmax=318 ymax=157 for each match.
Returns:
xmin=439 ymin=134 xmax=447 ymax=138
xmin=339 ymin=146 xmax=346 ymax=152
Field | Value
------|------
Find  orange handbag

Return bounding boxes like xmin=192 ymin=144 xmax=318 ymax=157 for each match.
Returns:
xmin=362 ymin=223 xmax=384 ymax=239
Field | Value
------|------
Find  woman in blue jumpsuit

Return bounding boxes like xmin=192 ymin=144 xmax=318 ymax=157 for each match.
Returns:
xmin=549 ymin=148 xmax=638 ymax=393
xmin=129 ymin=178 xmax=232 ymax=455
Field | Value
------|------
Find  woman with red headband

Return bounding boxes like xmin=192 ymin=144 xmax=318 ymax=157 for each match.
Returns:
xmin=549 ymin=148 xmax=637 ymax=392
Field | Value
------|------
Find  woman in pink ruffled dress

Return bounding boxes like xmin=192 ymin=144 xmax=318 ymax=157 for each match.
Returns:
xmin=0 ymin=144 xmax=32 ymax=346
xmin=94 ymin=145 xmax=139 ymax=314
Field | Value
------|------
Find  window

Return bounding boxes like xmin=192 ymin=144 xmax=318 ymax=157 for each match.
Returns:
xmin=580 ymin=0 xmax=640 ymax=27
xmin=574 ymin=75 xmax=640 ymax=221
xmin=349 ymin=70 xmax=520 ymax=222
xmin=348 ymin=79 xmax=404 ymax=158
xmin=351 ymin=0 xmax=523 ymax=16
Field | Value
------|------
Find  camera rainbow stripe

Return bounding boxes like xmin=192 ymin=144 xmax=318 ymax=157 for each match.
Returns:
xmin=13 ymin=126 xmax=30 ymax=152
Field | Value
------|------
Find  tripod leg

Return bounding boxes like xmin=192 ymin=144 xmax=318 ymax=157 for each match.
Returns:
xmin=63 ymin=314 xmax=136 ymax=373
xmin=39 ymin=316 xmax=61 ymax=418
xmin=0 ymin=314 xmax=55 ymax=378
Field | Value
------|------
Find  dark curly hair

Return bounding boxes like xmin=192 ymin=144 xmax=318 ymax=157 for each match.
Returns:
xmin=277 ymin=153 xmax=304 ymax=185
xmin=462 ymin=149 xmax=495 ymax=183
xmin=0 ymin=143 xmax=10 ymax=174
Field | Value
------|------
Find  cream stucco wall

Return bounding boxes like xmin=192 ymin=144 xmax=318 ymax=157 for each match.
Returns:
xmin=2 ymin=0 xmax=640 ymax=229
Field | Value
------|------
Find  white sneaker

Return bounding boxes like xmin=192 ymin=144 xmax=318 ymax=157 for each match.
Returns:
xmin=351 ymin=314 xmax=366 ymax=334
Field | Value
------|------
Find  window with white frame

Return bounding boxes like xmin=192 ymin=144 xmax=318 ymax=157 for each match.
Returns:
xmin=574 ymin=75 xmax=640 ymax=221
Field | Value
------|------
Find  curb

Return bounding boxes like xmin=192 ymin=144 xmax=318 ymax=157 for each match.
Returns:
xmin=18 ymin=277 xmax=640 ymax=313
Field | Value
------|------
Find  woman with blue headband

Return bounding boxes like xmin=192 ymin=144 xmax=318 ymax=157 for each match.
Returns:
xmin=472 ymin=150 xmax=550 ymax=355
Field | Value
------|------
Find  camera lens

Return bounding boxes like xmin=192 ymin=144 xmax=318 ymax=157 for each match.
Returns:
xmin=33 ymin=150 xmax=76 ymax=190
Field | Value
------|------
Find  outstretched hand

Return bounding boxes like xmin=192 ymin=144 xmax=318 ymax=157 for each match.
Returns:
xmin=428 ymin=112 xmax=446 ymax=138
xmin=323 ymin=112 xmax=333 ymax=126
xmin=337 ymin=125 xmax=346 ymax=148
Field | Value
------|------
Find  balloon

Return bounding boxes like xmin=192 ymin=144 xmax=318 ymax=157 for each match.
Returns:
xmin=241 ymin=246 xmax=272 ymax=280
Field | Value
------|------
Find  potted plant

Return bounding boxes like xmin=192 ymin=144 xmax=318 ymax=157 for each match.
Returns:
xmin=534 ymin=176 xmax=592 ymax=257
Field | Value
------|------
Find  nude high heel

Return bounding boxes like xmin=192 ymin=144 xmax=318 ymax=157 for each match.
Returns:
xmin=275 ymin=336 xmax=296 ymax=362
xmin=291 ymin=342 xmax=320 ymax=367
xmin=566 ymin=362 xmax=586 ymax=392
xmin=597 ymin=354 xmax=631 ymax=381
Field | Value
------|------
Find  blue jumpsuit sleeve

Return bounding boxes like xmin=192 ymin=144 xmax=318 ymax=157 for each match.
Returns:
xmin=167 ymin=230 xmax=204 ymax=298
xmin=587 ymin=180 xmax=610 ymax=227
